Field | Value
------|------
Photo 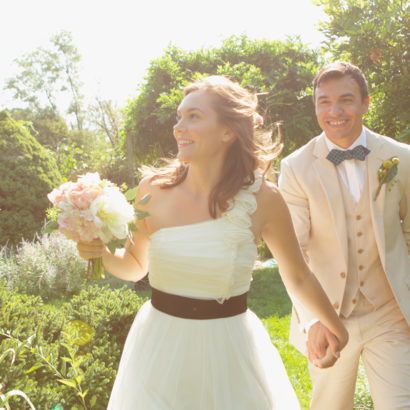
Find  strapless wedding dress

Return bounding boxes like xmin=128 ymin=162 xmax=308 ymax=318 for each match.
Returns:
xmin=108 ymin=172 xmax=300 ymax=409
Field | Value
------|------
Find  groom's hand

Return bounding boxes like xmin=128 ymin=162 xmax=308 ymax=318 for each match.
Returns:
xmin=307 ymin=322 xmax=340 ymax=368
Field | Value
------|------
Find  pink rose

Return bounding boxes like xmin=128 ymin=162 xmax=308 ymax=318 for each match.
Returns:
xmin=47 ymin=181 xmax=75 ymax=206
xmin=68 ymin=184 xmax=101 ymax=209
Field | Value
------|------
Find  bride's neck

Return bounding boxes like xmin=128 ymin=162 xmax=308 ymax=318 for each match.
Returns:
xmin=183 ymin=162 xmax=223 ymax=197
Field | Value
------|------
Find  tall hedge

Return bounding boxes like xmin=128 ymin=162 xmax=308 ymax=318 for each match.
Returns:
xmin=124 ymin=35 xmax=322 ymax=164
xmin=0 ymin=110 xmax=62 ymax=246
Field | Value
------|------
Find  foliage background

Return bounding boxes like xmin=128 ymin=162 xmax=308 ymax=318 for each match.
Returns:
xmin=124 ymin=35 xmax=322 ymax=164
xmin=315 ymin=0 xmax=410 ymax=143
xmin=0 ymin=111 xmax=62 ymax=246
xmin=1 ymin=1 xmax=407 ymax=408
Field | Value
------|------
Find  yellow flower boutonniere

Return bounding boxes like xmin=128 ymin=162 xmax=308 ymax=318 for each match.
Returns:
xmin=374 ymin=156 xmax=399 ymax=200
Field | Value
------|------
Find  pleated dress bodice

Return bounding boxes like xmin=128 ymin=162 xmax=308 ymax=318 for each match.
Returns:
xmin=148 ymin=172 xmax=262 ymax=301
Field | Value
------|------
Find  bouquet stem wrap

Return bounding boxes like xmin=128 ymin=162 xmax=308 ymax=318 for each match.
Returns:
xmin=87 ymin=257 xmax=105 ymax=280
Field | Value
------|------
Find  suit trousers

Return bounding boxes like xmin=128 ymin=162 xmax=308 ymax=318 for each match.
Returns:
xmin=308 ymin=293 xmax=410 ymax=410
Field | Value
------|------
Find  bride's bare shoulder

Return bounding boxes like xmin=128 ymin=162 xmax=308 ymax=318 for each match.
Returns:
xmin=132 ymin=177 xmax=164 ymax=213
xmin=255 ymin=179 xmax=289 ymax=218
xmin=256 ymin=179 xmax=281 ymax=202
xmin=137 ymin=176 xmax=162 ymax=197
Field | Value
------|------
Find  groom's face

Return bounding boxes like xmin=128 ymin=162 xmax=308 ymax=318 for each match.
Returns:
xmin=314 ymin=75 xmax=370 ymax=148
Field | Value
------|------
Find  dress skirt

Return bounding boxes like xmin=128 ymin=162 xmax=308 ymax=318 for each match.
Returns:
xmin=107 ymin=301 xmax=300 ymax=410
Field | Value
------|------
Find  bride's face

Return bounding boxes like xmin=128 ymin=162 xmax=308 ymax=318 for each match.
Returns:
xmin=173 ymin=90 xmax=233 ymax=163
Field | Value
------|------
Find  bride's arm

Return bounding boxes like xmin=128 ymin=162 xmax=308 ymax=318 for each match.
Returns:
xmin=258 ymin=182 xmax=348 ymax=354
xmin=77 ymin=178 xmax=151 ymax=282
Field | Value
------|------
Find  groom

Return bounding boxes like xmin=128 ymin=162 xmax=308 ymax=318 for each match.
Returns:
xmin=279 ymin=62 xmax=410 ymax=409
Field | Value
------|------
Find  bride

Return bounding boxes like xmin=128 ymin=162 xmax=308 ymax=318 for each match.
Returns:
xmin=77 ymin=76 xmax=348 ymax=409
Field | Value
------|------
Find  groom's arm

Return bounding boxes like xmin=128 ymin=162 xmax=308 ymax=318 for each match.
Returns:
xmin=280 ymin=158 xmax=342 ymax=367
xmin=399 ymin=160 xmax=410 ymax=254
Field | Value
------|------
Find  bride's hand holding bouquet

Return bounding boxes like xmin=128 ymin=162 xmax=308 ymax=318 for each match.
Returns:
xmin=46 ymin=172 xmax=146 ymax=279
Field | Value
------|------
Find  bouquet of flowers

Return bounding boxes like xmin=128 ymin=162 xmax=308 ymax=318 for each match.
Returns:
xmin=46 ymin=172 xmax=147 ymax=279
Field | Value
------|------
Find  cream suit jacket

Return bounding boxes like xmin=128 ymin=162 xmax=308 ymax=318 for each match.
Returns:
xmin=279 ymin=128 xmax=410 ymax=354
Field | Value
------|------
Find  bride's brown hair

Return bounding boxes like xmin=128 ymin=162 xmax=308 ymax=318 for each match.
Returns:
xmin=140 ymin=76 xmax=282 ymax=218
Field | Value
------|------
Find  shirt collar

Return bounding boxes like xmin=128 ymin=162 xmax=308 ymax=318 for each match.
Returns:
xmin=324 ymin=127 xmax=367 ymax=151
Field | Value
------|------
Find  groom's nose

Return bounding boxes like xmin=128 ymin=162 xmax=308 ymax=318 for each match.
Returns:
xmin=329 ymin=102 xmax=343 ymax=115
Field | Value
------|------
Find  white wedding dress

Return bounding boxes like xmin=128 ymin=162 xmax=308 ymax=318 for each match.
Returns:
xmin=108 ymin=173 xmax=300 ymax=409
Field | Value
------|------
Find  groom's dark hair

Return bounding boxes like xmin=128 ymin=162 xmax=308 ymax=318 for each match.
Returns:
xmin=313 ymin=62 xmax=369 ymax=101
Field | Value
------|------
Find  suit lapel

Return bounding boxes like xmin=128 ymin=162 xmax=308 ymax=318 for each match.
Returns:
xmin=312 ymin=134 xmax=348 ymax=264
xmin=366 ymin=130 xmax=386 ymax=268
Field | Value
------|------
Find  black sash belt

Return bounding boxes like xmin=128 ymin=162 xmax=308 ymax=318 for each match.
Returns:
xmin=151 ymin=287 xmax=248 ymax=319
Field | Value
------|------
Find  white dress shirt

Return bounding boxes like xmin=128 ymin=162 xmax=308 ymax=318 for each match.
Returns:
xmin=324 ymin=128 xmax=367 ymax=203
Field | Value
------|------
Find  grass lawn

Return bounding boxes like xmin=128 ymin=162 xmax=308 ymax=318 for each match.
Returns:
xmin=247 ymin=267 xmax=374 ymax=410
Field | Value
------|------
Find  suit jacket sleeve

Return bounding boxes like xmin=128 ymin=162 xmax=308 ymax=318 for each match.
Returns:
xmin=279 ymin=158 xmax=317 ymax=331
xmin=399 ymin=164 xmax=410 ymax=254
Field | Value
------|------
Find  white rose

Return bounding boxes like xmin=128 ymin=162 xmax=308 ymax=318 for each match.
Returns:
xmin=90 ymin=187 xmax=135 ymax=243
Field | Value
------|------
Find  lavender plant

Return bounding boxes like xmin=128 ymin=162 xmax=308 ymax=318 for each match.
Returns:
xmin=0 ymin=232 xmax=87 ymax=300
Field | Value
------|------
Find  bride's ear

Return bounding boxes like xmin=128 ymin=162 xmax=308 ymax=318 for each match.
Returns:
xmin=221 ymin=126 xmax=235 ymax=144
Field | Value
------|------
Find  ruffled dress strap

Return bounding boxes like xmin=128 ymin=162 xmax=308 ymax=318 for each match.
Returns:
xmin=217 ymin=169 xmax=263 ymax=301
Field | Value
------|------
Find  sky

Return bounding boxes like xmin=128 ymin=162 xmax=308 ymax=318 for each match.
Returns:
xmin=0 ymin=0 xmax=327 ymax=109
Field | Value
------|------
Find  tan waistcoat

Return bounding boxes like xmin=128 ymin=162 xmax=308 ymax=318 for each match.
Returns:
xmin=338 ymin=173 xmax=395 ymax=318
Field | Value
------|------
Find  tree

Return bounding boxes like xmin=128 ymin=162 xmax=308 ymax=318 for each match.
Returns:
xmin=124 ymin=35 xmax=322 ymax=166
xmin=4 ymin=32 xmax=120 ymax=182
xmin=9 ymin=107 xmax=70 ymax=151
xmin=0 ymin=111 xmax=62 ymax=246
xmin=5 ymin=30 xmax=85 ymax=131
xmin=52 ymin=31 xmax=85 ymax=131
xmin=315 ymin=0 xmax=410 ymax=143
xmin=88 ymin=98 xmax=123 ymax=149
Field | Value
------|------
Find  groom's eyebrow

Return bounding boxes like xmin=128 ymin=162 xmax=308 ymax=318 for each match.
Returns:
xmin=317 ymin=92 xmax=356 ymax=101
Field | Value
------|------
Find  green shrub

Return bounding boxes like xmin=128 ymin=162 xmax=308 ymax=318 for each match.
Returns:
xmin=0 ymin=283 xmax=67 ymax=408
xmin=0 ymin=281 xmax=148 ymax=409
xmin=0 ymin=110 xmax=62 ymax=246
xmin=0 ymin=232 xmax=88 ymax=301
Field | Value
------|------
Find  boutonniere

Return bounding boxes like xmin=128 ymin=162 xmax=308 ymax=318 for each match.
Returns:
xmin=374 ymin=156 xmax=399 ymax=200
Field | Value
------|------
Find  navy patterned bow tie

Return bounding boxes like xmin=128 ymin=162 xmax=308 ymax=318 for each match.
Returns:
xmin=326 ymin=145 xmax=370 ymax=165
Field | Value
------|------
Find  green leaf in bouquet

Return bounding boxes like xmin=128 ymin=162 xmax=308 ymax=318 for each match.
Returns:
xmin=138 ymin=193 xmax=151 ymax=205
xmin=128 ymin=222 xmax=139 ymax=232
xmin=125 ymin=186 xmax=139 ymax=201
xmin=44 ymin=219 xmax=59 ymax=233
xmin=135 ymin=209 xmax=150 ymax=220
xmin=107 ymin=238 xmax=126 ymax=254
